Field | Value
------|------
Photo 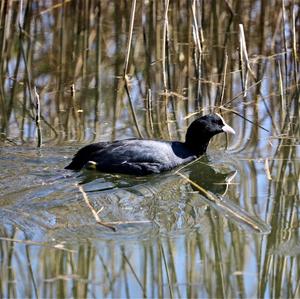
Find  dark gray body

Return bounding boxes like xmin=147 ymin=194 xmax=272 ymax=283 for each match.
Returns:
xmin=66 ymin=139 xmax=197 ymax=175
xmin=65 ymin=114 xmax=235 ymax=175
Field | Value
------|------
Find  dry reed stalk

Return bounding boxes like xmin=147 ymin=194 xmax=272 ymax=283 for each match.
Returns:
xmin=281 ymin=0 xmax=288 ymax=88
xmin=0 ymin=34 xmax=7 ymax=136
xmin=25 ymin=245 xmax=39 ymax=298
xmin=19 ymin=0 xmax=42 ymax=146
xmin=123 ymin=0 xmax=143 ymax=138
xmin=70 ymin=84 xmax=80 ymax=140
xmin=264 ymin=158 xmax=272 ymax=180
xmin=162 ymin=0 xmax=169 ymax=91
xmin=121 ymin=246 xmax=146 ymax=296
xmin=239 ymin=24 xmax=257 ymax=87
xmin=161 ymin=0 xmax=171 ymax=139
xmin=159 ymin=242 xmax=174 ymax=299
xmin=94 ymin=2 xmax=102 ymax=140
xmin=291 ymin=7 xmax=298 ymax=88
xmin=191 ymin=0 xmax=202 ymax=55
xmin=221 ymin=106 xmax=269 ymax=133
xmin=146 ymin=88 xmax=154 ymax=135
xmin=191 ymin=0 xmax=203 ymax=107
xmin=223 ymin=80 xmax=280 ymax=135
xmin=239 ymin=24 xmax=249 ymax=99
xmin=219 ymin=52 xmax=228 ymax=108
xmin=78 ymin=185 xmax=116 ymax=232
xmin=34 ymin=87 xmax=42 ymax=147
xmin=157 ymin=239 xmax=163 ymax=298
xmin=176 ymin=171 xmax=270 ymax=233
xmin=104 ymin=220 xmax=152 ymax=225
xmin=166 ymin=238 xmax=182 ymax=298
xmin=0 ymin=86 xmax=6 ymax=135
xmin=56 ymin=3 xmax=66 ymax=142
xmin=277 ymin=61 xmax=286 ymax=123
xmin=222 ymin=80 xmax=262 ymax=108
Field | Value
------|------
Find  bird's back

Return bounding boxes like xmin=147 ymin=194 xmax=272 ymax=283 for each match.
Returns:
xmin=65 ymin=139 xmax=196 ymax=175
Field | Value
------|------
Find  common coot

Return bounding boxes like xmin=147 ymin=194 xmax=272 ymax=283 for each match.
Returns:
xmin=65 ymin=113 xmax=235 ymax=175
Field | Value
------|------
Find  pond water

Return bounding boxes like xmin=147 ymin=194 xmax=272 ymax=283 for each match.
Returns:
xmin=1 ymin=145 xmax=298 ymax=298
xmin=0 ymin=1 xmax=299 ymax=298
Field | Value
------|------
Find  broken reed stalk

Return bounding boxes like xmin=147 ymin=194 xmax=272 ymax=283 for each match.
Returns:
xmin=33 ymin=87 xmax=42 ymax=147
xmin=176 ymin=172 xmax=268 ymax=233
xmin=70 ymin=84 xmax=75 ymax=118
xmin=264 ymin=158 xmax=272 ymax=180
xmin=78 ymin=185 xmax=116 ymax=232
xmin=176 ymin=172 xmax=217 ymax=202
xmin=123 ymin=0 xmax=143 ymax=138
xmin=70 ymin=84 xmax=81 ymax=140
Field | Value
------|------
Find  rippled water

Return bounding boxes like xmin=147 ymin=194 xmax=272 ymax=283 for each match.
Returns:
xmin=1 ymin=144 xmax=298 ymax=298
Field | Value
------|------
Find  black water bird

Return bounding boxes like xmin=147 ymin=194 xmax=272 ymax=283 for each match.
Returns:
xmin=65 ymin=114 xmax=235 ymax=175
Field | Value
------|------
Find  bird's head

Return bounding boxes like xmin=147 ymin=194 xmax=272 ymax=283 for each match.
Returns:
xmin=185 ymin=113 xmax=235 ymax=155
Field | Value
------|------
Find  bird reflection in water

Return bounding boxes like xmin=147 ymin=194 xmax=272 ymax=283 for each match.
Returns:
xmin=77 ymin=156 xmax=271 ymax=234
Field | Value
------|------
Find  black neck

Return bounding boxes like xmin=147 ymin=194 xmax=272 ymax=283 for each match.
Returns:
xmin=184 ymin=117 xmax=218 ymax=156
xmin=184 ymin=139 xmax=209 ymax=156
